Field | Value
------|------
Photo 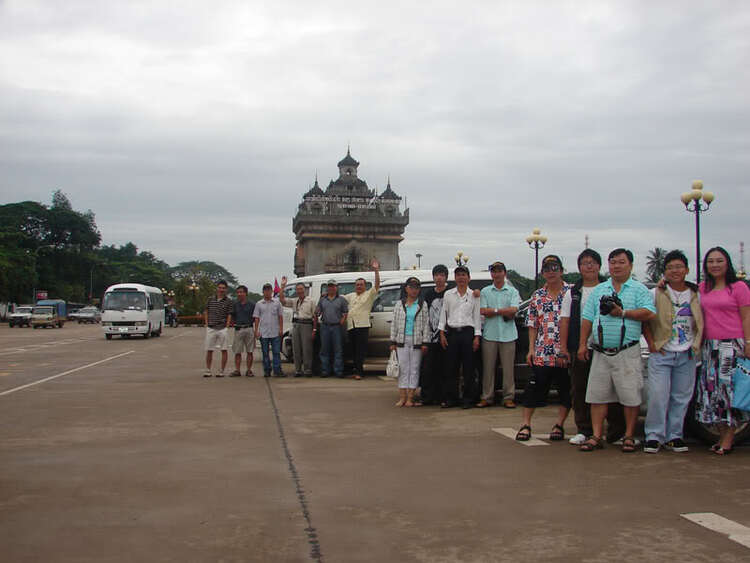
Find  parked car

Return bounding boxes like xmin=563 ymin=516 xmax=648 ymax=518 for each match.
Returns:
xmin=9 ymin=305 xmax=33 ymax=327
xmin=76 ymin=306 xmax=101 ymax=323
xmin=31 ymin=305 xmax=64 ymax=328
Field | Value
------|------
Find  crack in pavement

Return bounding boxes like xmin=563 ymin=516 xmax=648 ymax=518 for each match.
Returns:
xmin=263 ymin=377 xmax=323 ymax=562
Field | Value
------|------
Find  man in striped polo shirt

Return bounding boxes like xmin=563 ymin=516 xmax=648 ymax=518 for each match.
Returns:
xmin=203 ymin=279 xmax=234 ymax=378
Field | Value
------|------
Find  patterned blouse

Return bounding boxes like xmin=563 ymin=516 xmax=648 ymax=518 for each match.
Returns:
xmin=526 ymin=284 xmax=570 ymax=367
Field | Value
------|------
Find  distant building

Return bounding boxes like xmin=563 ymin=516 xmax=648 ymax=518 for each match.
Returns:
xmin=292 ymin=149 xmax=409 ymax=276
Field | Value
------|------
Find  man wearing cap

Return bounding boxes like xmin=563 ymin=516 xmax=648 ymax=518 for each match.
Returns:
xmin=578 ymin=248 xmax=656 ymax=453
xmin=420 ymin=264 xmax=450 ymax=405
xmin=315 ymin=280 xmax=349 ymax=378
xmin=279 ymin=277 xmax=317 ymax=377
xmin=344 ymin=260 xmax=381 ymax=380
xmin=516 ymin=255 xmax=571 ymax=442
xmin=438 ymin=265 xmax=481 ymax=409
xmin=253 ymin=282 xmax=285 ymax=377
xmin=478 ymin=261 xmax=520 ymax=408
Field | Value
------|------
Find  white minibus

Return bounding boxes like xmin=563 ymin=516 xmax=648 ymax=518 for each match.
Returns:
xmin=101 ymin=283 xmax=165 ymax=340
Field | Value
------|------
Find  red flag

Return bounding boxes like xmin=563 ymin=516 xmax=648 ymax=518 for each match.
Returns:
xmin=274 ymin=277 xmax=280 ymax=296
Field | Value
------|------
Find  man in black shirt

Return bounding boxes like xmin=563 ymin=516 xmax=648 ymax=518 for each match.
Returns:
xmin=229 ymin=285 xmax=256 ymax=377
xmin=419 ymin=264 xmax=449 ymax=405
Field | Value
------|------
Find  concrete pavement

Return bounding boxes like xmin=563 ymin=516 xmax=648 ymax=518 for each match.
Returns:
xmin=1 ymin=323 xmax=748 ymax=562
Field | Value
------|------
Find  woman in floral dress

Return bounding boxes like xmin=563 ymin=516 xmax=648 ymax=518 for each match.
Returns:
xmin=695 ymin=247 xmax=750 ymax=455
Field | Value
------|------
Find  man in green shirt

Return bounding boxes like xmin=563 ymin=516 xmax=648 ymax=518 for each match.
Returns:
xmin=478 ymin=261 xmax=520 ymax=408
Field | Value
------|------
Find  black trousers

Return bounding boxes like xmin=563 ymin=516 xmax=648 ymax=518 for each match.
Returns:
xmin=349 ymin=327 xmax=369 ymax=374
xmin=420 ymin=342 xmax=445 ymax=404
xmin=443 ymin=327 xmax=477 ymax=405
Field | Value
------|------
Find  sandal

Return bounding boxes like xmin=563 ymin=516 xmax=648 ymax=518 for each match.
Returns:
xmin=580 ymin=436 xmax=604 ymax=452
xmin=549 ymin=424 xmax=565 ymax=441
xmin=710 ymin=443 xmax=734 ymax=455
xmin=621 ymin=436 xmax=637 ymax=453
xmin=515 ymin=425 xmax=532 ymax=441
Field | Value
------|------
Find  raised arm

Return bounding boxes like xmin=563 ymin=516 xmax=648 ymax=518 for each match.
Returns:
xmin=278 ymin=276 xmax=288 ymax=306
xmin=372 ymin=259 xmax=381 ymax=292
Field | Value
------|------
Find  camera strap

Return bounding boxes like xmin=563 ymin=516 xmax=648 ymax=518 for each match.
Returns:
xmin=597 ymin=315 xmax=626 ymax=354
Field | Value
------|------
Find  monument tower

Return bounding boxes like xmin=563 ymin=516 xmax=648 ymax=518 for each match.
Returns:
xmin=292 ymin=149 xmax=409 ymax=276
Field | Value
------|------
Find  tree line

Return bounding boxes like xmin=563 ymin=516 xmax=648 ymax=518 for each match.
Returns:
xmin=0 ymin=191 xmax=251 ymax=310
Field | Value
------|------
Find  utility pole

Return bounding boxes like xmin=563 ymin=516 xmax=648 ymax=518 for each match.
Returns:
xmin=585 ymin=234 xmax=589 ymax=249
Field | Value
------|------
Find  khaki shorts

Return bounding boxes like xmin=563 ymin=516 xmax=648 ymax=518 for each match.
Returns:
xmin=585 ymin=344 xmax=643 ymax=407
xmin=232 ymin=327 xmax=255 ymax=354
xmin=204 ymin=327 xmax=229 ymax=351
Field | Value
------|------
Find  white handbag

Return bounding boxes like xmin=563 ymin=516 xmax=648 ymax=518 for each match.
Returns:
xmin=386 ymin=350 xmax=399 ymax=379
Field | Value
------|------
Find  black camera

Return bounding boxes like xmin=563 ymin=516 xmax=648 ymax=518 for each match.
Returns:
xmin=599 ymin=293 xmax=623 ymax=316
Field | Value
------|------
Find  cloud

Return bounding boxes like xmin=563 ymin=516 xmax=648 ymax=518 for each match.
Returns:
xmin=1 ymin=0 xmax=748 ymax=290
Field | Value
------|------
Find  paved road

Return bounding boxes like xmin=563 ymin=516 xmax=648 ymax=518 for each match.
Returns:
xmin=1 ymin=323 xmax=749 ymax=562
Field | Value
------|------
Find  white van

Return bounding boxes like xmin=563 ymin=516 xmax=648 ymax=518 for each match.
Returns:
xmin=101 ymin=283 xmax=165 ymax=340
xmin=368 ymin=269 xmax=497 ymax=357
xmin=279 ymin=268 xmax=497 ymax=364
xmin=278 ymin=269 xmax=408 ymax=360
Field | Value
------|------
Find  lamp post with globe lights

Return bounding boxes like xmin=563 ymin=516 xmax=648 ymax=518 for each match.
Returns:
xmin=454 ymin=251 xmax=470 ymax=268
xmin=526 ymin=228 xmax=548 ymax=289
xmin=680 ymin=180 xmax=715 ymax=283
xmin=188 ymin=281 xmax=200 ymax=314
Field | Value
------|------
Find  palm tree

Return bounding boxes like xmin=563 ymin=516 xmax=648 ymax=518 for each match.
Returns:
xmin=646 ymin=247 xmax=668 ymax=283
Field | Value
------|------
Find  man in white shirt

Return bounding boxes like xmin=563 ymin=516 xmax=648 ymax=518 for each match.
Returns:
xmin=438 ymin=265 xmax=481 ymax=409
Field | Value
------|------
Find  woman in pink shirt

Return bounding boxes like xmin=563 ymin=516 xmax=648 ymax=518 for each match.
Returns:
xmin=695 ymin=247 xmax=750 ymax=455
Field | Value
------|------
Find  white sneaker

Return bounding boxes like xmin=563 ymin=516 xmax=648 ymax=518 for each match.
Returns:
xmin=612 ymin=437 xmax=641 ymax=446
xmin=569 ymin=433 xmax=587 ymax=445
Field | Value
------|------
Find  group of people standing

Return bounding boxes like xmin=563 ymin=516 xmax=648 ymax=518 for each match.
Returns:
xmin=202 ymin=262 xmax=383 ymax=379
xmin=388 ymin=246 xmax=749 ymax=455
xmin=514 ymin=245 xmax=749 ymax=454
xmin=201 ymin=245 xmax=749 ymax=454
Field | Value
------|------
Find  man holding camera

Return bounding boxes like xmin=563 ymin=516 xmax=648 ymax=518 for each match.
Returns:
xmin=577 ymin=249 xmax=656 ymax=453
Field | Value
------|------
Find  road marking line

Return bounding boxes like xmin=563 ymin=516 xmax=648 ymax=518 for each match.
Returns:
xmin=0 ymin=337 xmax=100 ymax=356
xmin=378 ymin=376 xmax=395 ymax=382
xmin=167 ymin=332 xmax=189 ymax=340
xmin=491 ymin=427 xmax=550 ymax=446
xmin=0 ymin=351 xmax=135 ymax=397
xmin=681 ymin=513 xmax=750 ymax=549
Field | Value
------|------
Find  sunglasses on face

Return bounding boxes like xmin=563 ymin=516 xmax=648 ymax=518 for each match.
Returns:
xmin=542 ymin=264 xmax=561 ymax=272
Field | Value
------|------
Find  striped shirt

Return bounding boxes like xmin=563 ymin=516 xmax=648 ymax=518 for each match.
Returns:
xmin=205 ymin=297 xmax=233 ymax=329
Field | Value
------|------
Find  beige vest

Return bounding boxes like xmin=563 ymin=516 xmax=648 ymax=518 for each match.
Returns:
xmin=648 ymin=285 xmax=703 ymax=355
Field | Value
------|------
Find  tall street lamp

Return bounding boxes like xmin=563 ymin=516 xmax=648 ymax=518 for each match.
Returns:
xmin=680 ymin=180 xmax=715 ymax=283
xmin=526 ymin=228 xmax=548 ymax=289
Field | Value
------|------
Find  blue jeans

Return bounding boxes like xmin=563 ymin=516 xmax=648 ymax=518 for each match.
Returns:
xmin=645 ymin=350 xmax=696 ymax=443
xmin=319 ymin=324 xmax=343 ymax=376
xmin=260 ymin=336 xmax=282 ymax=375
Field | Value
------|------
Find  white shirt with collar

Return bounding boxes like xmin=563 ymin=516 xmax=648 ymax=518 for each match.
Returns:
xmin=438 ymin=287 xmax=481 ymax=336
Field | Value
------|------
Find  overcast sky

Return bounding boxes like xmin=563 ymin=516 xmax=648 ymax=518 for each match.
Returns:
xmin=2 ymin=1 xmax=748 ymax=290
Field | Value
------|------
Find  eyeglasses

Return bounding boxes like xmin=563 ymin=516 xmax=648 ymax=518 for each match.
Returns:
xmin=542 ymin=264 xmax=561 ymax=272
xmin=579 ymin=260 xmax=598 ymax=268
xmin=665 ymin=264 xmax=686 ymax=271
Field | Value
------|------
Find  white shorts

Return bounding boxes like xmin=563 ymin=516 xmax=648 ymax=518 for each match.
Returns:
xmin=205 ymin=327 xmax=229 ymax=351
xmin=232 ymin=327 xmax=255 ymax=354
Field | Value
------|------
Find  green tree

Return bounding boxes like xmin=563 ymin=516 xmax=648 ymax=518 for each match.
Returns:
xmin=646 ymin=247 xmax=668 ymax=284
xmin=171 ymin=261 xmax=238 ymax=287
xmin=0 ymin=198 xmax=101 ymax=302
